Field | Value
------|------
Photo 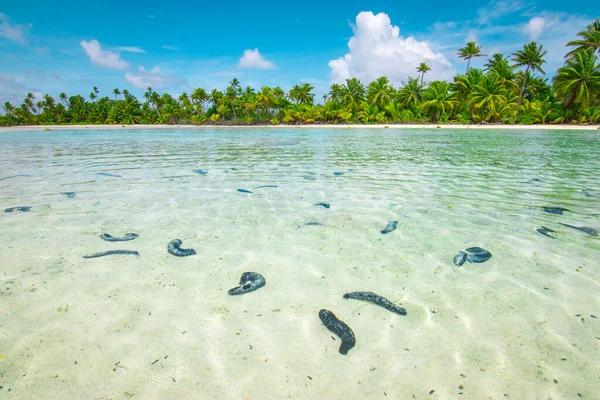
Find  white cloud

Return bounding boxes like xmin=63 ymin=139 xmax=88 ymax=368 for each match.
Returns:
xmin=0 ymin=12 xmax=29 ymax=44
xmin=477 ymin=0 xmax=525 ymax=25
xmin=116 ymin=46 xmax=145 ymax=53
xmin=238 ymin=49 xmax=276 ymax=69
xmin=162 ymin=45 xmax=178 ymax=50
xmin=80 ymin=39 xmax=130 ymax=70
xmin=125 ymin=65 xmax=174 ymax=89
xmin=328 ymin=11 xmax=456 ymax=85
xmin=466 ymin=29 xmax=478 ymax=43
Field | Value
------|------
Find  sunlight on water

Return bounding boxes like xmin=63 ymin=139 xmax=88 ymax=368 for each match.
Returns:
xmin=1 ymin=127 xmax=599 ymax=399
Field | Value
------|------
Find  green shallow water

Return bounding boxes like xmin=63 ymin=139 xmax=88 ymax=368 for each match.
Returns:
xmin=0 ymin=127 xmax=599 ymax=399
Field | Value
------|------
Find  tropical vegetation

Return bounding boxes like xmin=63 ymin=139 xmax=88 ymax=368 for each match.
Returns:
xmin=2 ymin=19 xmax=600 ymax=126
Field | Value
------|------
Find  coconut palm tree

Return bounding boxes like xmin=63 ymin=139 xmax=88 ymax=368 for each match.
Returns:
xmin=113 ymin=88 xmax=121 ymax=100
xmin=511 ymin=42 xmax=547 ymax=104
xmin=566 ymin=18 xmax=600 ymax=58
xmin=340 ymin=78 xmax=365 ymax=110
xmin=397 ymin=78 xmax=423 ymax=109
xmin=468 ymin=74 xmax=508 ymax=122
xmin=457 ymin=41 xmax=486 ymax=73
xmin=367 ymin=76 xmax=394 ymax=108
xmin=416 ymin=63 xmax=432 ymax=85
xmin=420 ymin=81 xmax=455 ymax=121
xmin=552 ymin=49 xmax=600 ymax=109
xmin=289 ymin=83 xmax=315 ymax=105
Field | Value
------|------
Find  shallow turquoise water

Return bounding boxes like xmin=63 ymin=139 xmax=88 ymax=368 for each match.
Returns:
xmin=1 ymin=127 xmax=599 ymax=399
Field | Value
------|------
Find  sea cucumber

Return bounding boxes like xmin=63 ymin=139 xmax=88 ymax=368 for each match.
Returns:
xmin=97 ymin=172 xmax=121 ymax=178
xmin=380 ymin=220 xmax=398 ymax=234
xmin=167 ymin=239 xmax=196 ymax=257
xmin=237 ymin=189 xmax=253 ymax=194
xmin=101 ymin=233 xmax=139 ymax=242
xmin=4 ymin=206 xmax=32 ymax=213
xmin=228 ymin=272 xmax=266 ymax=295
xmin=343 ymin=292 xmax=407 ymax=315
xmin=315 ymin=203 xmax=330 ymax=209
xmin=63 ymin=192 xmax=76 ymax=198
xmin=333 ymin=172 xmax=344 ymax=176
xmin=192 ymin=169 xmax=208 ymax=175
xmin=318 ymin=309 xmax=356 ymax=355
xmin=453 ymin=247 xmax=492 ymax=266
xmin=83 ymin=250 xmax=139 ymax=258
xmin=537 ymin=226 xmax=557 ymax=238
xmin=542 ymin=206 xmax=570 ymax=215
xmin=559 ymin=223 xmax=598 ymax=236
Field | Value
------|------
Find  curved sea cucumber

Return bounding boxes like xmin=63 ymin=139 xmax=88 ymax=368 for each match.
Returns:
xmin=83 ymin=250 xmax=139 ymax=258
xmin=343 ymin=292 xmax=407 ymax=315
xmin=453 ymin=247 xmax=492 ymax=266
xmin=228 ymin=272 xmax=266 ymax=295
xmin=167 ymin=239 xmax=196 ymax=257
xmin=101 ymin=233 xmax=139 ymax=242
xmin=380 ymin=220 xmax=398 ymax=234
xmin=315 ymin=202 xmax=330 ymax=209
xmin=318 ymin=309 xmax=356 ymax=355
xmin=4 ymin=206 xmax=32 ymax=213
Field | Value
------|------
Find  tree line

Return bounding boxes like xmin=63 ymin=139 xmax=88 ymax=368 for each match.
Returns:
xmin=2 ymin=19 xmax=599 ymax=126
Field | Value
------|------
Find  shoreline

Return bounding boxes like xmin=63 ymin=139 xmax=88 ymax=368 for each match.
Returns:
xmin=1 ymin=123 xmax=599 ymax=132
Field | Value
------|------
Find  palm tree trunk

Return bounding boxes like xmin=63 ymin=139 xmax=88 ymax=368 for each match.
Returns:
xmin=466 ymin=58 xmax=471 ymax=74
xmin=420 ymin=73 xmax=424 ymax=85
xmin=518 ymin=66 xmax=530 ymax=105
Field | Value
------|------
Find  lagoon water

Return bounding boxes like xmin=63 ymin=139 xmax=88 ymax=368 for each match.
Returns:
xmin=1 ymin=127 xmax=599 ymax=399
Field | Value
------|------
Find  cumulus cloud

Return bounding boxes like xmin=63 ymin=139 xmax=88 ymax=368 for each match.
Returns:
xmin=523 ymin=16 xmax=559 ymax=40
xmin=116 ymin=46 xmax=145 ymax=53
xmin=125 ymin=65 xmax=175 ymax=89
xmin=80 ymin=39 xmax=130 ymax=70
xmin=238 ymin=49 xmax=276 ymax=69
xmin=0 ymin=12 xmax=30 ymax=44
xmin=328 ymin=11 xmax=456 ymax=85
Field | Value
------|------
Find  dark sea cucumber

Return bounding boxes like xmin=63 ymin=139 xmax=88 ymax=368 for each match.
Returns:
xmin=558 ymin=223 xmax=598 ymax=236
xmin=343 ymin=292 xmax=407 ymax=315
xmin=454 ymin=247 xmax=492 ymax=266
xmin=83 ymin=250 xmax=139 ymax=258
xmin=537 ymin=226 xmax=557 ymax=239
xmin=101 ymin=233 xmax=139 ymax=242
xmin=315 ymin=202 xmax=330 ymax=209
xmin=228 ymin=272 xmax=266 ymax=295
xmin=4 ymin=206 xmax=32 ymax=213
xmin=192 ymin=169 xmax=208 ymax=175
xmin=167 ymin=239 xmax=196 ymax=257
xmin=63 ymin=192 xmax=76 ymax=198
xmin=237 ymin=189 xmax=253 ymax=194
xmin=380 ymin=220 xmax=398 ymax=234
xmin=318 ymin=309 xmax=356 ymax=355
xmin=542 ymin=206 xmax=570 ymax=215
xmin=333 ymin=172 xmax=344 ymax=176
xmin=97 ymin=172 xmax=122 ymax=178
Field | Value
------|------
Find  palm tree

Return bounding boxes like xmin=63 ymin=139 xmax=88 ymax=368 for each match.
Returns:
xmin=420 ymin=81 xmax=455 ymax=120
xmin=340 ymin=78 xmax=365 ymax=110
xmin=457 ymin=41 xmax=486 ymax=73
xmin=566 ymin=18 xmax=600 ymax=58
xmin=468 ymin=74 xmax=508 ymax=122
xmin=416 ymin=63 xmax=432 ymax=85
xmin=367 ymin=76 xmax=394 ymax=108
xmin=289 ymin=83 xmax=315 ymax=105
xmin=397 ymin=78 xmax=423 ymax=109
xmin=512 ymin=42 xmax=547 ymax=104
xmin=113 ymin=88 xmax=121 ymax=100
xmin=552 ymin=49 xmax=600 ymax=109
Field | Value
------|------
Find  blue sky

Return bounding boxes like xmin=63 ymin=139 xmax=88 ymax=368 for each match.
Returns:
xmin=0 ymin=0 xmax=596 ymax=106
